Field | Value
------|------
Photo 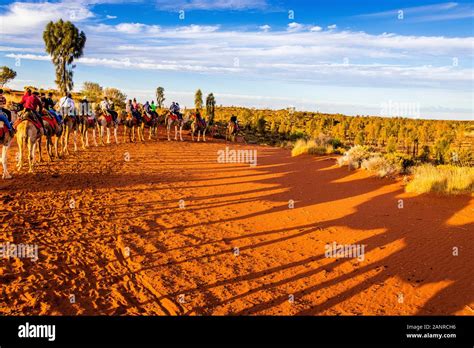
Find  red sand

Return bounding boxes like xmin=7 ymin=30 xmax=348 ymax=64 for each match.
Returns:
xmin=1 ymin=128 xmax=473 ymax=315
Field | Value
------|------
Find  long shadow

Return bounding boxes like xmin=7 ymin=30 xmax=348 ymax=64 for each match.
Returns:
xmin=228 ymin=189 xmax=473 ymax=315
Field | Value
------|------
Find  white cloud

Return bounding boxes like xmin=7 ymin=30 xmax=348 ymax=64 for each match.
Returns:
xmin=327 ymin=24 xmax=337 ymax=30
xmin=310 ymin=26 xmax=322 ymax=32
xmin=155 ymin=0 xmax=268 ymax=11
xmin=287 ymin=22 xmax=305 ymax=32
xmin=259 ymin=24 xmax=271 ymax=32
xmin=0 ymin=1 xmax=94 ymax=35
xmin=106 ymin=15 xmax=117 ymax=19
xmin=357 ymin=2 xmax=474 ymax=22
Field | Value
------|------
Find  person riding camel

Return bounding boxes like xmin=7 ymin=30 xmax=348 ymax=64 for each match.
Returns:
xmin=143 ymin=101 xmax=151 ymax=115
xmin=0 ymin=89 xmax=14 ymax=136
xmin=20 ymin=88 xmax=31 ymax=108
xmin=230 ymin=114 xmax=239 ymax=132
xmin=79 ymin=98 xmax=90 ymax=117
xmin=100 ymin=96 xmax=117 ymax=123
xmin=24 ymin=91 xmax=46 ymax=133
xmin=126 ymin=99 xmax=133 ymax=116
xmin=131 ymin=98 xmax=142 ymax=123
xmin=150 ymin=100 xmax=156 ymax=113
xmin=170 ymin=102 xmax=182 ymax=120
xmin=100 ymin=96 xmax=110 ymax=117
xmin=43 ymin=92 xmax=62 ymax=124
xmin=59 ymin=93 xmax=75 ymax=121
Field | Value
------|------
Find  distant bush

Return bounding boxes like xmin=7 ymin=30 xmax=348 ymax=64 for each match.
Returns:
xmin=314 ymin=133 xmax=332 ymax=147
xmin=406 ymin=164 xmax=474 ymax=195
xmin=361 ymin=155 xmax=401 ymax=178
xmin=291 ymin=139 xmax=330 ymax=157
xmin=328 ymin=138 xmax=343 ymax=149
xmin=337 ymin=145 xmax=372 ymax=169
xmin=384 ymin=152 xmax=415 ymax=173
xmin=308 ymin=146 xmax=327 ymax=156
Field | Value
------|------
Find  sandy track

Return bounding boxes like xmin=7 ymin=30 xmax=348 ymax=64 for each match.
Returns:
xmin=1 ymin=127 xmax=473 ymax=315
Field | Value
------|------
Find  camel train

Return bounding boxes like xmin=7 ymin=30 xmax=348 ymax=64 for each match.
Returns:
xmin=1 ymin=97 xmax=241 ymax=179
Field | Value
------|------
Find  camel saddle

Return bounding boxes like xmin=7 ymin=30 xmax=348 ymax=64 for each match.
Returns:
xmin=42 ymin=114 xmax=58 ymax=129
xmin=13 ymin=113 xmax=42 ymax=130
xmin=143 ymin=113 xmax=152 ymax=123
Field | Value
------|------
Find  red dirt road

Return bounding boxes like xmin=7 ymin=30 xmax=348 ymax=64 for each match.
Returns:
xmin=1 ymin=128 xmax=473 ymax=315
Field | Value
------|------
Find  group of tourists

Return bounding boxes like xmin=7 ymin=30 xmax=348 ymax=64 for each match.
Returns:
xmin=0 ymin=88 xmax=241 ymax=140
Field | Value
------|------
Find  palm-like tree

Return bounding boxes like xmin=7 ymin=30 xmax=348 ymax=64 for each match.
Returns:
xmin=206 ymin=93 xmax=216 ymax=125
xmin=43 ymin=19 xmax=86 ymax=95
xmin=194 ymin=89 xmax=203 ymax=110
xmin=156 ymin=87 xmax=165 ymax=108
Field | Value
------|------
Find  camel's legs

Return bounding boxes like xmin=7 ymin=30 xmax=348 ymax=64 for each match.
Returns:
xmin=28 ymin=139 xmax=35 ymax=173
xmin=16 ymin=136 xmax=23 ymax=170
xmin=2 ymin=144 xmax=12 ymax=179
xmin=92 ymin=128 xmax=98 ymax=147
xmin=54 ymin=137 xmax=59 ymax=158
xmin=85 ymin=128 xmax=89 ymax=147
xmin=37 ymin=137 xmax=43 ymax=163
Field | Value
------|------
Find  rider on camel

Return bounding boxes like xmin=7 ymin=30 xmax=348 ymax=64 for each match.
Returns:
xmin=43 ymin=92 xmax=62 ymax=124
xmin=0 ymin=89 xmax=14 ymax=136
xmin=170 ymin=102 xmax=182 ymax=120
xmin=230 ymin=114 xmax=239 ymax=132
xmin=59 ymin=93 xmax=75 ymax=121
xmin=131 ymin=98 xmax=142 ymax=123
xmin=22 ymin=91 xmax=46 ymax=133
xmin=100 ymin=96 xmax=117 ymax=123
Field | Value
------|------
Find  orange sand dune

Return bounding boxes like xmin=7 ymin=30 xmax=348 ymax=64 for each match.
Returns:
xmin=1 ymin=128 xmax=473 ymax=315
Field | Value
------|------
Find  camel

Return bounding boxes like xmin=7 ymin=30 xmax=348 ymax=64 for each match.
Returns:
xmin=122 ymin=112 xmax=139 ymax=143
xmin=190 ymin=112 xmax=207 ymax=142
xmin=226 ymin=121 xmax=239 ymax=142
xmin=165 ymin=110 xmax=188 ymax=141
xmin=140 ymin=110 xmax=159 ymax=141
xmin=0 ymin=118 xmax=14 ymax=179
xmin=15 ymin=110 xmax=44 ymax=173
xmin=60 ymin=110 xmax=79 ymax=155
xmin=41 ymin=112 xmax=63 ymax=160
xmin=96 ymin=110 xmax=119 ymax=145
xmin=78 ymin=113 xmax=98 ymax=149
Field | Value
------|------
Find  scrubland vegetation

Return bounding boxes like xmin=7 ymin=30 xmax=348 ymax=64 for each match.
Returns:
xmin=212 ymin=106 xmax=473 ymax=195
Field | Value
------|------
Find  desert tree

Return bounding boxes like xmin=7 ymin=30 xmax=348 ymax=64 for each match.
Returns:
xmin=0 ymin=66 xmax=16 ymax=87
xmin=81 ymin=82 xmax=103 ymax=103
xmin=156 ymin=87 xmax=165 ymax=108
xmin=194 ymin=89 xmax=203 ymax=110
xmin=206 ymin=93 xmax=216 ymax=125
xmin=43 ymin=19 xmax=86 ymax=95
xmin=103 ymin=87 xmax=126 ymax=110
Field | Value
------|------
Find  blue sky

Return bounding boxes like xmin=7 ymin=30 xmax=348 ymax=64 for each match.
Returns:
xmin=0 ymin=0 xmax=473 ymax=119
